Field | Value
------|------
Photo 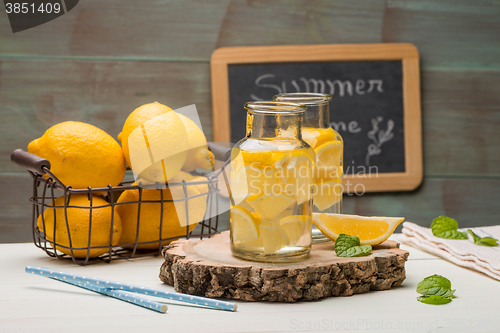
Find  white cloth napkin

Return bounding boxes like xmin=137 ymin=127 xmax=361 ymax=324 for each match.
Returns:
xmin=400 ymin=222 xmax=500 ymax=281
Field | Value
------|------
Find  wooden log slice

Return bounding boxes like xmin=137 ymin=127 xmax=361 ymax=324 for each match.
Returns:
xmin=159 ymin=231 xmax=409 ymax=302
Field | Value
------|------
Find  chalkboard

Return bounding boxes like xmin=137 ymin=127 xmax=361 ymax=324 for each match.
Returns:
xmin=211 ymin=44 xmax=422 ymax=192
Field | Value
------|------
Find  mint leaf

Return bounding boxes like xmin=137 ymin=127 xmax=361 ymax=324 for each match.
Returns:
xmin=468 ymin=229 xmax=499 ymax=247
xmin=467 ymin=229 xmax=481 ymax=243
xmin=334 ymin=234 xmax=372 ymax=257
xmin=417 ymin=295 xmax=452 ymax=305
xmin=436 ymin=230 xmax=468 ymax=239
xmin=476 ymin=237 xmax=499 ymax=246
xmin=431 ymin=216 xmax=458 ymax=235
xmin=431 ymin=216 xmax=467 ymax=239
xmin=416 ymin=274 xmax=455 ymax=297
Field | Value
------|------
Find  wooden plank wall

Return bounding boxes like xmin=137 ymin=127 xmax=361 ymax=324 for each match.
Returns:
xmin=1 ymin=0 xmax=499 ymax=242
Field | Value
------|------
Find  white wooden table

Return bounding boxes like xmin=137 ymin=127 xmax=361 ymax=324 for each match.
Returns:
xmin=1 ymin=235 xmax=499 ymax=333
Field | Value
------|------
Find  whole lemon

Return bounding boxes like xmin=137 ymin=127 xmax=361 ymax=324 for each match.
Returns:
xmin=37 ymin=194 xmax=122 ymax=258
xmin=28 ymin=121 xmax=126 ymax=189
xmin=119 ymin=102 xmax=188 ymax=182
xmin=115 ymin=180 xmax=207 ymax=250
xmin=118 ymin=102 xmax=172 ymax=166
xmin=177 ymin=113 xmax=214 ymax=171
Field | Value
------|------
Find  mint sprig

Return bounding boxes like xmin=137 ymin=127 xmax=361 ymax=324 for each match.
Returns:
xmin=431 ymin=216 xmax=467 ymax=239
xmin=334 ymin=234 xmax=372 ymax=257
xmin=416 ymin=274 xmax=454 ymax=305
xmin=467 ymin=229 xmax=499 ymax=247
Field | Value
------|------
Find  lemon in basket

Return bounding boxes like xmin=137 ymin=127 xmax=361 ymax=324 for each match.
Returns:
xmin=118 ymin=102 xmax=190 ymax=182
xmin=115 ymin=177 xmax=207 ymax=250
xmin=37 ymin=194 xmax=122 ymax=258
xmin=177 ymin=113 xmax=214 ymax=172
xmin=28 ymin=121 xmax=126 ymax=189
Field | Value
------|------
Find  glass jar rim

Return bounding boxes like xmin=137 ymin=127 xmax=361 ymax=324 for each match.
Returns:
xmin=244 ymin=101 xmax=306 ymax=114
xmin=273 ymin=93 xmax=332 ymax=105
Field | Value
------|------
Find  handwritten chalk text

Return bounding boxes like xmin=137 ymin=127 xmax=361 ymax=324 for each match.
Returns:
xmin=250 ymin=74 xmax=383 ymax=100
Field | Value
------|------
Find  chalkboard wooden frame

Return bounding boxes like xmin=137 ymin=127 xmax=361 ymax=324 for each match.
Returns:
xmin=210 ymin=44 xmax=422 ymax=192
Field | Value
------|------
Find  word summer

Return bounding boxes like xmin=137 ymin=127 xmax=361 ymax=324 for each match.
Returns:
xmin=251 ymin=74 xmax=384 ymax=99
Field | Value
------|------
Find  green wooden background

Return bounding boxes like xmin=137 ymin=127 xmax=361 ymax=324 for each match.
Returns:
xmin=1 ymin=0 xmax=499 ymax=242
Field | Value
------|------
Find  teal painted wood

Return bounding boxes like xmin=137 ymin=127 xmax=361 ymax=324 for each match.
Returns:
xmin=0 ymin=0 xmax=230 ymax=61
xmin=0 ymin=173 xmax=33 ymax=243
xmin=0 ymin=59 xmax=213 ymax=172
xmin=422 ymin=69 xmax=500 ymax=176
xmin=1 ymin=0 xmax=498 ymax=68
xmin=0 ymin=0 xmax=386 ymax=61
xmin=215 ymin=0 xmax=385 ymax=47
xmin=382 ymin=0 xmax=500 ymax=68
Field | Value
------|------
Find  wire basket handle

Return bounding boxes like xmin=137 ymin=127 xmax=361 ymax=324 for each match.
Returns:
xmin=11 ymin=149 xmax=51 ymax=174
xmin=11 ymin=149 xmax=67 ymax=188
xmin=207 ymin=142 xmax=232 ymax=162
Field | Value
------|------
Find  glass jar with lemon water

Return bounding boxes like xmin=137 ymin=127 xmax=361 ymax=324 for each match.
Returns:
xmin=230 ymin=102 xmax=314 ymax=262
xmin=274 ymin=93 xmax=343 ymax=243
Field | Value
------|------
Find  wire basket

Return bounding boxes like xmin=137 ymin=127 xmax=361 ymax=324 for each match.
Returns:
xmin=11 ymin=145 xmax=231 ymax=265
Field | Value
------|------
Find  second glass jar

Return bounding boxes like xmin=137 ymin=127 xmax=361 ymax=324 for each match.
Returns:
xmin=274 ymin=93 xmax=343 ymax=243
xmin=230 ymin=101 xmax=314 ymax=262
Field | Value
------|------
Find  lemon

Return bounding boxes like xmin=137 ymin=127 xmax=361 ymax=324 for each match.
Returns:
xmin=259 ymin=223 xmax=290 ymax=254
xmin=230 ymin=149 xmax=313 ymax=206
xmin=280 ymin=215 xmax=311 ymax=245
xmin=37 ymin=194 xmax=122 ymax=258
xmin=246 ymin=192 xmax=295 ymax=221
xmin=301 ymin=129 xmax=320 ymax=148
xmin=230 ymin=206 xmax=260 ymax=244
xmin=279 ymin=151 xmax=315 ymax=204
xmin=119 ymin=102 xmax=189 ymax=183
xmin=115 ymin=182 xmax=206 ymax=250
xmin=312 ymin=213 xmax=404 ymax=245
xmin=118 ymin=101 xmax=173 ymax=166
xmin=154 ymin=170 xmax=209 ymax=195
xmin=315 ymin=141 xmax=343 ymax=180
xmin=128 ymin=111 xmax=188 ymax=182
xmin=28 ymin=121 xmax=126 ymax=189
xmin=302 ymin=127 xmax=337 ymax=149
xmin=176 ymin=113 xmax=214 ymax=171
xmin=239 ymin=150 xmax=290 ymax=167
xmin=313 ymin=179 xmax=343 ymax=211
xmin=230 ymin=163 xmax=282 ymax=204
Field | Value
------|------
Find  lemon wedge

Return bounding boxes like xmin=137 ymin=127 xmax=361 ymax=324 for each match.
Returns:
xmin=231 ymin=206 xmax=260 ymax=243
xmin=230 ymin=163 xmax=283 ymax=204
xmin=315 ymin=141 xmax=342 ymax=179
xmin=301 ymin=129 xmax=320 ymax=148
xmin=246 ymin=192 xmax=296 ymax=221
xmin=279 ymin=152 xmax=314 ymax=204
xmin=312 ymin=213 xmax=404 ymax=245
xmin=302 ymin=127 xmax=337 ymax=149
xmin=259 ymin=223 xmax=290 ymax=254
xmin=280 ymin=215 xmax=311 ymax=245
xmin=313 ymin=179 xmax=343 ymax=211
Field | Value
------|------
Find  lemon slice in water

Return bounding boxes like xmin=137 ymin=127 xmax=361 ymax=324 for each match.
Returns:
xmin=247 ymin=192 xmax=296 ymax=221
xmin=280 ymin=215 xmax=311 ymax=245
xmin=231 ymin=206 xmax=260 ymax=243
xmin=313 ymin=179 xmax=343 ymax=211
xmin=315 ymin=141 xmax=342 ymax=179
xmin=259 ymin=223 xmax=290 ymax=254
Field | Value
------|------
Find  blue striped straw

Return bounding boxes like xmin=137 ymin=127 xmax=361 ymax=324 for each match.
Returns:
xmin=26 ymin=266 xmax=237 ymax=312
xmin=49 ymin=275 xmax=167 ymax=313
